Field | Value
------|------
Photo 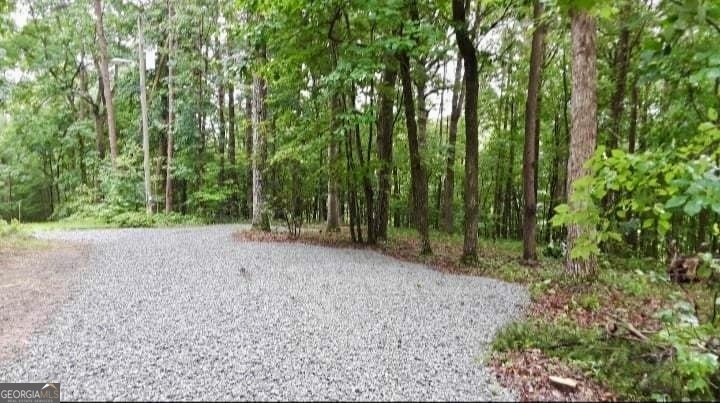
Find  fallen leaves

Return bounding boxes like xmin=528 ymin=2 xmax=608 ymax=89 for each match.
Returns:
xmin=490 ymin=349 xmax=617 ymax=401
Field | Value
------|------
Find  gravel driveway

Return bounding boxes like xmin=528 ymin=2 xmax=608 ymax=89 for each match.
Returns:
xmin=0 ymin=225 xmax=528 ymax=401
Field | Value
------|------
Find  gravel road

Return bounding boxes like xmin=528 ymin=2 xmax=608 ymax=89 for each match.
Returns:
xmin=0 ymin=225 xmax=528 ymax=401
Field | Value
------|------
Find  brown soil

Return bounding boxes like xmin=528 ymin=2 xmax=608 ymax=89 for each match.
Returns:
xmin=0 ymin=241 xmax=88 ymax=362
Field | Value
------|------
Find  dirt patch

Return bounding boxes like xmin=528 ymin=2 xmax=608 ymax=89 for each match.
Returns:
xmin=0 ymin=241 xmax=88 ymax=362
xmin=491 ymin=349 xmax=617 ymax=401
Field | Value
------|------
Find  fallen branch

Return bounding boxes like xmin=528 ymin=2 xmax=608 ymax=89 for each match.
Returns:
xmin=607 ymin=313 xmax=649 ymax=342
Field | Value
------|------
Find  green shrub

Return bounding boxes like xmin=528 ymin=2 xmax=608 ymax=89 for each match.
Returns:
xmin=108 ymin=212 xmax=155 ymax=228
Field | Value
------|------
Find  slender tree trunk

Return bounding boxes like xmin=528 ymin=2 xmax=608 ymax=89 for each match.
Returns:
xmin=153 ymin=46 xmax=168 ymax=205
xmin=440 ymin=55 xmax=464 ymax=233
xmin=521 ymin=0 xmax=546 ymax=265
xmin=94 ymin=0 xmax=118 ymax=170
xmin=353 ymin=99 xmax=375 ymax=244
xmin=89 ymin=58 xmax=106 ymax=162
xmin=375 ymin=64 xmax=397 ymax=241
xmin=251 ymin=46 xmax=270 ymax=231
xmin=218 ymin=81 xmax=226 ymax=186
xmin=138 ymin=12 xmax=152 ymax=214
xmin=228 ymin=82 xmax=239 ymax=217
xmin=453 ymin=0 xmax=480 ymax=263
xmin=608 ymin=3 xmax=631 ymax=150
xmin=566 ymin=8 xmax=598 ymax=277
xmin=399 ymin=51 xmax=431 ymax=255
xmin=244 ymin=80 xmax=253 ymax=219
xmin=326 ymin=93 xmax=342 ymax=232
xmin=165 ymin=0 xmax=175 ymax=213
xmin=503 ymin=100 xmax=517 ymax=238
xmin=628 ymin=79 xmax=638 ymax=154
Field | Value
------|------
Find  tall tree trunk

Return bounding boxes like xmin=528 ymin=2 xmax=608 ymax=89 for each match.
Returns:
xmin=90 ymin=56 xmax=106 ymax=162
xmin=375 ymin=63 xmax=397 ymax=241
xmin=244 ymin=80 xmax=253 ymax=219
xmin=326 ymin=93 xmax=342 ymax=232
xmin=94 ymin=0 xmax=118 ymax=170
xmin=503 ymin=100 xmax=517 ymax=238
xmin=440 ymin=54 xmax=464 ymax=233
xmin=165 ymin=0 xmax=175 ymax=213
xmin=608 ymin=3 xmax=631 ymax=150
xmin=228 ymin=82 xmax=239 ymax=217
xmin=251 ymin=46 xmax=270 ymax=231
xmin=566 ymin=8 xmax=598 ymax=277
xmin=138 ymin=12 xmax=152 ymax=214
xmin=453 ymin=0 xmax=480 ymax=263
xmin=218 ymin=81 xmax=226 ymax=186
xmin=353 ymin=96 xmax=375 ymax=244
xmin=521 ymin=0 xmax=546 ymax=265
xmin=399 ymin=51 xmax=431 ymax=255
xmin=628 ymin=79 xmax=638 ymax=154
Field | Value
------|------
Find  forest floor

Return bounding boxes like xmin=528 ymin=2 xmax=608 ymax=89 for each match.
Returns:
xmin=236 ymin=225 xmax=719 ymax=401
xmin=0 ymin=235 xmax=88 ymax=363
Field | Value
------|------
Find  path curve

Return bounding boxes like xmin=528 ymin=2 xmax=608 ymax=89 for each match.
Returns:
xmin=0 ymin=225 xmax=528 ymax=401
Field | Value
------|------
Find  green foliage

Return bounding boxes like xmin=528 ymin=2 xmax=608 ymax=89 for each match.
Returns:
xmin=494 ymin=316 xmax=718 ymax=400
xmin=551 ymin=170 xmax=618 ymax=260
xmin=542 ymin=239 xmax=566 ymax=259
xmin=655 ymin=297 xmax=720 ymax=399
xmin=0 ymin=218 xmax=22 ymax=237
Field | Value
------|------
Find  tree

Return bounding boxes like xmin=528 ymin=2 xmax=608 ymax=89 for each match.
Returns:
xmin=439 ymin=53 xmax=463 ymax=233
xmin=375 ymin=62 xmax=397 ymax=241
xmin=165 ymin=0 xmax=175 ymax=213
xmin=566 ymin=6 xmax=598 ymax=277
xmin=399 ymin=49 xmax=431 ymax=255
xmin=452 ymin=0 xmax=480 ymax=263
xmin=93 ymin=0 xmax=118 ymax=170
xmin=251 ymin=42 xmax=270 ymax=231
xmin=521 ymin=0 xmax=546 ymax=265
xmin=137 ymin=10 xmax=152 ymax=215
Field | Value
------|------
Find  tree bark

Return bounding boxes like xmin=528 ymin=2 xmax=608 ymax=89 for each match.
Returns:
xmin=165 ymin=0 xmax=175 ymax=213
xmin=521 ymin=0 xmax=546 ymax=265
xmin=244 ymin=79 xmax=253 ymax=219
xmin=453 ymin=0 xmax=480 ymax=263
xmin=566 ymin=8 xmax=598 ymax=277
xmin=218 ymin=81 xmax=226 ymax=186
xmin=398 ymin=50 xmax=431 ymax=255
xmin=628 ymin=79 xmax=638 ymax=154
xmin=440 ymin=54 xmax=464 ymax=233
xmin=138 ymin=12 xmax=152 ymax=214
xmin=228 ymin=82 xmax=239 ymax=217
xmin=326 ymin=93 xmax=342 ymax=232
xmin=608 ymin=3 xmax=631 ymax=150
xmin=251 ymin=46 xmax=270 ymax=231
xmin=375 ymin=64 xmax=397 ymax=241
xmin=94 ymin=0 xmax=118 ymax=170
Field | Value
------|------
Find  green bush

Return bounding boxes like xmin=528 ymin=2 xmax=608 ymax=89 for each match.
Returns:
xmin=103 ymin=211 xmax=205 ymax=228
xmin=108 ymin=212 xmax=155 ymax=228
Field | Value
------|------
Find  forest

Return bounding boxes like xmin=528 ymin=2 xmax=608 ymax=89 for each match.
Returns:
xmin=1 ymin=0 xmax=719 ymax=400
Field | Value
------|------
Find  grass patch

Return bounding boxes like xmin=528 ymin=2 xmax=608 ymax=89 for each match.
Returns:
xmin=20 ymin=212 xmax=211 ymax=232
xmin=0 ymin=219 xmax=51 ymax=252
